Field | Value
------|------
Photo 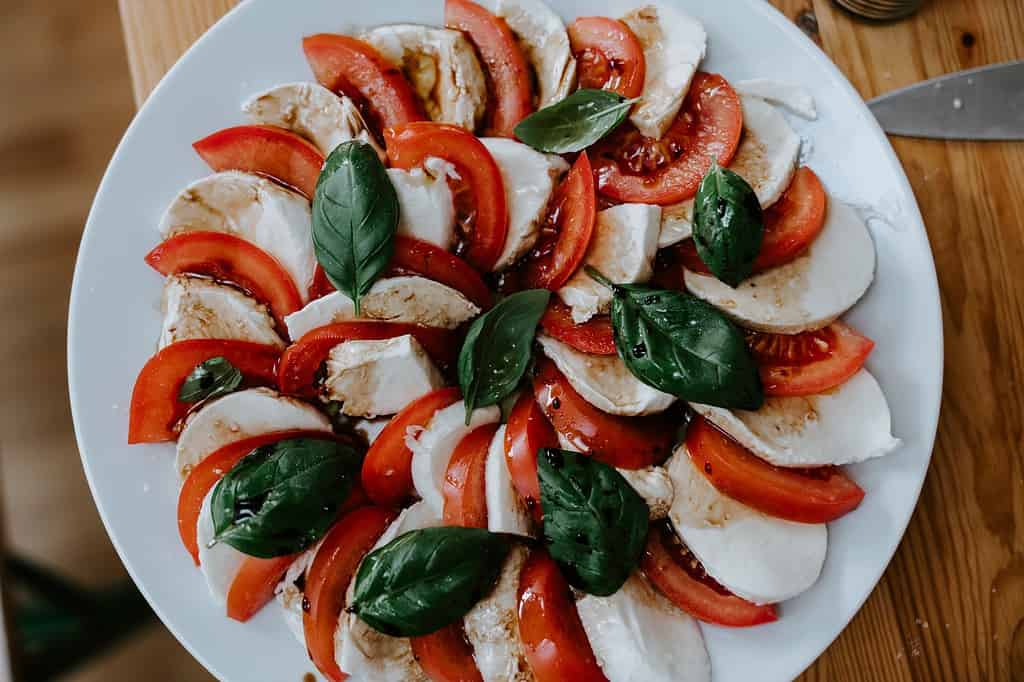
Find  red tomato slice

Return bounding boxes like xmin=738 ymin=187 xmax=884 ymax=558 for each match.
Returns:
xmin=362 ymin=387 xmax=462 ymax=506
xmin=304 ymin=506 xmax=398 ymax=682
xmin=539 ymin=302 xmax=615 ymax=356
xmin=445 ymin=0 xmax=533 ymax=137
xmin=504 ymin=391 xmax=558 ymax=522
xmin=278 ymin=322 xmax=457 ymax=397
xmin=302 ymin=34 xmax=425 ymax=132
xmin=687 ymin=416 xmax=865 ymax=524
xmin=443 ymin=423 xmax=498 ymax=528
xmin=145 ymin=231 xmax=303 ymax=332
xmin=532 ymin=359 xmax=674 ymax=469
xmin=642 ymin=522 xmax=777 ymax=627
xmin=567 ymin=17 xmax=646 ymax=98
xmin=521 ymin=153 xmax=597 ymax=290
xmin=385 ymin=122 xmax=509 ymax=272
xmin=518 ymin=549 xmax=608 ymax=682
xmin=128 ymin=340 xmax=279 ymax=444
xmin=410 ymin=624 xmax=484 ymax=682
xmin=193 ymin=125 xmax=325 ymax=199
xmin=592 ymin=72 xmax=743 ymax=205
xmin=746 ymin=321 xmax=874 ymax=397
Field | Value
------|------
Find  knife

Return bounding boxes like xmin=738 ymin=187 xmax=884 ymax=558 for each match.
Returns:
xmin=868 ymin=60 xmax=1024 ymax=141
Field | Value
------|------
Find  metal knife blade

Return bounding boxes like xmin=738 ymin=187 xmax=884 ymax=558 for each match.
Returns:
xmin=868 ymin=60 xmax=1024 ymax=140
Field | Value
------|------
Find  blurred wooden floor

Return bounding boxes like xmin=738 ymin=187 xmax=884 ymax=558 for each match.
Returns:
xmin=0 ymin=1 xmax=211 ymax=679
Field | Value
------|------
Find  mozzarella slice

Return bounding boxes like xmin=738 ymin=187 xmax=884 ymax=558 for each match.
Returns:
xmin=691 ymin=368 xmax=899 ymax=467
xmin=407 ymin=401 xmax=502 ymax=515
xmin=735 ymin=78 xmax=817 ymax=120
xmin=285 ymin=276 xmax=480 ymax=340
xmin=621 ymin=4 xmax=707 ymax=140
xmin=243 ymin=82 xmax=383 ymax=157
xmin=537 ymin=335 xmax=674 ymax=416
xmin=666 ymin=447 xmax=827 ymax=604
xmin=481 ymin=138 xmax=569 ymax=270
xmin=158 ymin=171 xmax=315 ymax=301
xmin=464 ymin=545 xmax=534 ymax=682
xmin=496 ymin=0 xmax=577 ymax=108
xmin=175 ymin=387 xmax=331 ymax=477
xmin=362 ymin=24 xmax=487 ymax=131
xmin=159 ymin=275 xmax=283 ymax=349
xmin=485 ymin=425 xmax=534 ymax=537
xmin=576 ymin=573 xmax=710 ymax=682
xmin=658 ymin=96 xmax=802 ymax=248
xmin=617 ymin=467 xmax=674 ymax=520
xmin=685 ymin=200 xmax=876 ymax=333
xmin=353 ymin=417 xmax=392 ymax=445
xmin=195 ymin=489 xmax=246 ymax=605
xmin=324 ymin=335 xmax=445 ymax=418
xmin=275 ymin=544 xmax=321 ymax=645
xmin=387 ymin=162 xmax=457 ymax=251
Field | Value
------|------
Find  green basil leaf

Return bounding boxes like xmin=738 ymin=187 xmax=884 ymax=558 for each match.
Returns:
xmin=178 ymin=356 xmax=242 ymax=402
xmin=538 ymin=448 xmax=648 ymax=596
xmin=514 ymin=89 xmax=637 ymax=153
xmin=458 ymin=289 xmax=550 ymax=422
xmin=351 ymin=527 xmax=511 ymax=637
xmin=588 ymin=268 xmax=763 ymax=410
xmin=211 ymin=437 xmax=361 ymax=558
xmin=313 ymin=141 xmax=399 ymax=316
xmin=692 ymin=161 xmax=764 ymax=287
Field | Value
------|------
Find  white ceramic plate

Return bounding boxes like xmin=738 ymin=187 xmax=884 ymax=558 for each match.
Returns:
xmin=68 ymin=1 xmax=943 ymax=680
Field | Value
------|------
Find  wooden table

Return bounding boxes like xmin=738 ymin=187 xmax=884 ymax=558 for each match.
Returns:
xmin=118 ymin=1 xmax=1024 ymax=679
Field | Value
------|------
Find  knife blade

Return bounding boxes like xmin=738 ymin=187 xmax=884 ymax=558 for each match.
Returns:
xmin=868 ymin=60 xmax=1024 ymax=140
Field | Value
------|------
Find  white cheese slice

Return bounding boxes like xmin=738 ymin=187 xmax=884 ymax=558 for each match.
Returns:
xmin=353 ymin=417 xmax=392 ymax=445
xmin=735 ymin=78 xmax=818 ymax=120
xmin=621 ymin=4 xmax=707 ymax=140
xmin=666 ymin=447 xmax=827 ymax=604
xmin=324 ymin=335 xmax=445 ymax=418
xmin=159 ymin=171 xmax=315 ymax=301
xmin=275 ymin=544 xmax=321 ymax=645
xmin=684 ymin=199 xmax=876 ymax=333
xmin=285 ymin=276 xmax=480 ymax=340
xmin=387 ymin=162 xmax=457 ymax=251
xmin=617 ymin=467 xmax=674 ymax=520
xmin=537 ymin=335 xmax=675 ymax=416
xmin=485 ymin=425 xmax=534 ymax=537
xmin=496 ymin=0 xmax=577 ymax=108
xmin=175 ymin=387 xmax=331 ymax=477
xmin=159 ymin=275 xmax=283 ymax=349
xmin=195 ymin=489 xmax=246 ymax=606
xmin=576 ymin=573 xmax=710 ymax=682
xmin=464 ymin=545 xmax=534 ymax=682
xmin=559 ymin=203 xmax=661 ymax=323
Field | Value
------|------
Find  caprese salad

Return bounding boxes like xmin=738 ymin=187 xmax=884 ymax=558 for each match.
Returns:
xmin=128 ymin=1 xmax=898 ymax=680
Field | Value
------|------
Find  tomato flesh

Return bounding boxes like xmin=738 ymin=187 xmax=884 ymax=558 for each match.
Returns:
xmin=747 ymin=321 xmax=874 ymax=397
xmin=410 ymin=624 xmax=484 ymax=682
xmin=568 ymin=17 xmax=646 ymax=98
xmin=362 ymin=387 xmax=462 ymax=506
xmin=686 ymin=416 xmax=865 ymax=524
xmin=443 ymin=423 xmax=497 ymax=528
xmin=193 ymin=125 xmax=325 ymax=199
xmin=592 ymin=72 xmax=743 ymax=205
xmin=504 ymin=391 xmax=558 ymax=522
xmin=532 ymin=359 xmax=674 ymax=469
xmin=539 ymin=302 xmax=615 ymax=356
xmin=386 ymin=122 xmax=509 ymax=272
xmin=128 ymin=339 xmax=279 ymax=444
xmin=302 ymin=34 xmax=425 ymax=132
xmin=642 ymin=522 xmax=777 ymax=627
xmin=522 ymin=153 xmax=597 ymax=290
xmin=518 ymin=549 xmax=608 ymax=682
xmin=445 ymin=0 xmax=533 ymax=137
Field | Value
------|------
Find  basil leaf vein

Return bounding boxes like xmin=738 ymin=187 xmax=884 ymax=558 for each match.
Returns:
xmin=692 ymin=161 xmax=764 ymax=287
xmin=514 ymin=89 xmax=637 ymax=153
xmin=178 ymin=356 xmax=242 ymax=403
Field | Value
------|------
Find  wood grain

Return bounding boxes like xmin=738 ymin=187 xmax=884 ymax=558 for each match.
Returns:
xmin=118 ymin=1 xmax=1024 ymax=680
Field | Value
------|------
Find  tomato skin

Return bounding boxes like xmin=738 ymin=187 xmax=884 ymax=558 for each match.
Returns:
xmin=504 ymin=392 xmax=558 ymax=522
xmin=539 ymin=302 xmax=615 ymax=356
xmin=303 ymin=506 xmax=398 ymax=682
xmin=128 ymin=339 xmax=280 ymax=444
xmin=445 ymin=0 xmax=533 ymax=137
xmin=522 ymin=153 xmax=597 ymax=291
xmin=385 ymin=122 xmax=509 ymax=272
xmin=532 ymin=359 xmax=674 ymax=469
xmin=277 ymin=322 xmax=457 ymax=397
xmin=145 ymin=231 xmax=304 ymax=332
xmin=518 ymin=549 xmax=608 ymax=682
xmin=410 ymin=624 xmax=484 ymax=682
xmin=567 ymin=17 xmax=646 ymax=98
xmin=592 ymin=72 xmax=743 ymax=205
xmin=362 ymin=387 xmax=462 ymax=506
xmin=641 ymin=524 xmax=778 ymax=628
xmin=193 ymin=125 xmax=325 ymax=198
xmin=443 ymin=423 xmax=498 ymax=528
xmin=302 ymin=34 xmax=425 ymax=132
xmin=748 ymin=321 xmax=875 ymax=397
xmin=687 ymin=416 xmax=865 ymax=524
